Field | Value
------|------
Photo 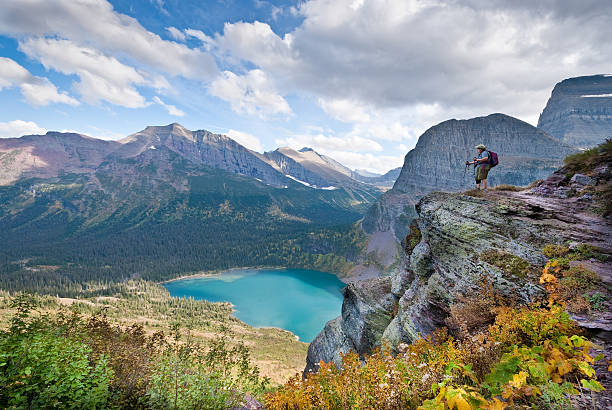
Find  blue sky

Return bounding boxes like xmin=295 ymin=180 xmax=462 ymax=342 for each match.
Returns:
xmin=0 ymin=0 xmax=610 ymax=173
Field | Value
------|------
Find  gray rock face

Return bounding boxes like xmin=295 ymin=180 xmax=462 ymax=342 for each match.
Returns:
xmin=305 ymin=276 xmax=397 ymax=373
xmin=537 ymin=75 xmax=612 ymax=148
xmin=307 ymin=168 xmax=611 ymax=371
xmin=359 ymin=113 xmax=576 ymax=275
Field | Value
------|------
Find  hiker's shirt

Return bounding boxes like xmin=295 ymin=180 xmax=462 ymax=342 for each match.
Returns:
xmin=476 ymin=151 xmax=489 ymax=170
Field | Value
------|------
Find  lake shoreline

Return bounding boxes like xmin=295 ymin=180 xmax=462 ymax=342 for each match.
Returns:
xmin=159 ymin=265 xmax=288 ymax=284
xmin=163 ymin=268 xmax=346 ymax=342
xmin=160 ymin=265 xmax=353 ymax=284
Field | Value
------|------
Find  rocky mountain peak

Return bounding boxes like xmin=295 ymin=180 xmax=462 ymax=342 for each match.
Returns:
xmin=361 ymin=113 xmax=576 ymax=248
xmin=538 ymin=74 xmax=612 ymax=148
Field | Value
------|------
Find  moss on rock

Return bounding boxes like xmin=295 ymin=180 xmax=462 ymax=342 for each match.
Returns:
xmin=480 ymin=250 xmax=539 ymax=279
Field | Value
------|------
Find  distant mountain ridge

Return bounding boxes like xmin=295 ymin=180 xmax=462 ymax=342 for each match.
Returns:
xmin=351 ymin=167 xmax=402 ymax=188
xmin=117 ymin=123 xmax=287 ymax=187
xmin=0 ymin=123 xmax=388 ymax=195
xmin=538 ymin=74 xmax=612 ymax=148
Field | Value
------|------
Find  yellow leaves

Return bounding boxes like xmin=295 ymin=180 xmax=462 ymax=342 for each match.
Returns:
xmin=556 ymin=359 xmax=573 ymax=376
xmin=484 ymin=397 xmax=507 ymax=410
xmin=539 ymin=272 xmax=557 ymax=284
xmin=444 ymin=387 xmax=474 ymax=410
xmin=509 ymin=371 xmax=527 ymax=388
xmin=420 ymin=386 xmax=489 ymax=410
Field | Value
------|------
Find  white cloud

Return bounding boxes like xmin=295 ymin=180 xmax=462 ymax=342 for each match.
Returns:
xmin=184 ymin=29 xmax=217 ymax=51
xmin=0 ymin=120 xmax=47 ymax=138
xmin=275 ymin=131 xmax=401 ymax=173
xmin=276 ymin=133 xmax=383 ymax=153
xmin=214 ymin=0 xmax=612 ymax=128
xmin=325 ymin=150 xmax=404 ymax=174
xmin=209 ymin=69 xmax=292 ymax=117
xmin=166 ymin=26 xmax=186 ymax=42
xmin=318 ymin=98 xmax=370 ymax=123
xmin=19 ymin=38 xmax=150 ymax=108
xmin=0 ymin=57 xmax=79 ymax=106
xmin=226 ymin=129 xmax=264 ymax=152
xmin=0 ymin=0 xmax=218 ymax=81
xmin=153 ymin=96 xmax=185 ymax=116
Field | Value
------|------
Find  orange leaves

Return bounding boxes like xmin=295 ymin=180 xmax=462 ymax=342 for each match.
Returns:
xmin=267 ymin=260 xmax=608 ymax=409
xmin=540 ymin=260 xmax=563 ymax=306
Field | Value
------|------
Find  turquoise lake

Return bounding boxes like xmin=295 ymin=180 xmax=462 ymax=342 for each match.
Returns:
xmin=164 ymin=269 xmax=345 ymax=342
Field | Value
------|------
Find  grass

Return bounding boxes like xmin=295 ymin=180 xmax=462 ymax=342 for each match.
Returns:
xmin=0 ymin=281 xmax=308 ymax=385
xmin=492 ymin=184 xmax=524 ymax=192
xmin=480 ymin=250 xmax=538 ymax=279
xmin=564 ymin=138 xmax=612 ymax=176
xmin=563 ymin=139 xmax=612 ymax=216
xmin=464 ymin=188 xmax=485 ymax=197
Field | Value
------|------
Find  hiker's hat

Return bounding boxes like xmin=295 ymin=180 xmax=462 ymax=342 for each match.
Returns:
xmin=475 ymin=144 xmax=486 ymax=149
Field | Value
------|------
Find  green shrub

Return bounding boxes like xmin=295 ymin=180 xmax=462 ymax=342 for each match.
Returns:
xmin=0 ymin=295 xmax=113 ymax=409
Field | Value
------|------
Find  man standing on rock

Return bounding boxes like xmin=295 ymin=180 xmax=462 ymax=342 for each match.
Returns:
xmin=466 ymin=144 xmax=490 ymax=190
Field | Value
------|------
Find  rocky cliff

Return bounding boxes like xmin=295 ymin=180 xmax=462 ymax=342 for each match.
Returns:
xmin=538 ymin=75 xmax=612 ymax=148
xmin=357 ymin=114 xmax=577 ymax=277
xmin=306 ymin=142 xmax=611 ymax=374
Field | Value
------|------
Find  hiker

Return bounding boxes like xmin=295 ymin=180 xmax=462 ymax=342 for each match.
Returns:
xmin=466 ymin=144 xmax=491 ymax=190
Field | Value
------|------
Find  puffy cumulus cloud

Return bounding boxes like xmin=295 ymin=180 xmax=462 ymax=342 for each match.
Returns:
xmin=216 ymin=21 xmax=296 ymax=70
xmin=19 ymin=38 xmax=153 ymax=108
xmin=215 ymin=0 xmax=612 ymax=126
xmin=276 ymin=132 xmax=383 ymax=153
xmin=209 ymin=69 xmax=292 ymax=118
xmin=0 ymin=119 xmax=47 ymax=138
xmin=166 ymin=26 xmax=186 ymax=42
xmin=318 ymin=98 xmax=370 ymax=123
xmin=185 ymin=29 xmax=217 ymax=51
xmin=225 ymin=129 xmax=264 ymax=152
xmin=0 ymin=0 xmax=218 ymax=81
xmin=153 ymin=96 xmax=185 ymax=117
xmin=0 ymin=57 xmax=78 ymax=106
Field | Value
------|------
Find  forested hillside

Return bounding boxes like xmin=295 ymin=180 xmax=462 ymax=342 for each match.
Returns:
xmin=0 ymin=144 xmax=372 ymax=295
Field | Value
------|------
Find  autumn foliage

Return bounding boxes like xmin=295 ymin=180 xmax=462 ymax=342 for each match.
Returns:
xmin=266 ymin=262 xmax=607 ymax=409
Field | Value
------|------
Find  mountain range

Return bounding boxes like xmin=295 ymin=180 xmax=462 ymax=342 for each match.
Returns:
xmin=0 ymin=74 xmax=609 ymax=293
xmin=0 ymin=124 xmax=384 ymax=294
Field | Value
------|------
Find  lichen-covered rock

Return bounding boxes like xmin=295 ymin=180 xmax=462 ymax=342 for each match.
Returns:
xmin=305 ymin=276 xmax=397 ymax=373
xmin=307 ymin=167 xmax=612 ymax=371
xmin=570 ymin=173 xmax=595 ymax=186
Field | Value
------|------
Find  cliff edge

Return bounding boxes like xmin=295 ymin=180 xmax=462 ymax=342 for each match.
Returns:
xmin=306 ymin=141 xmax=612 ymax=400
